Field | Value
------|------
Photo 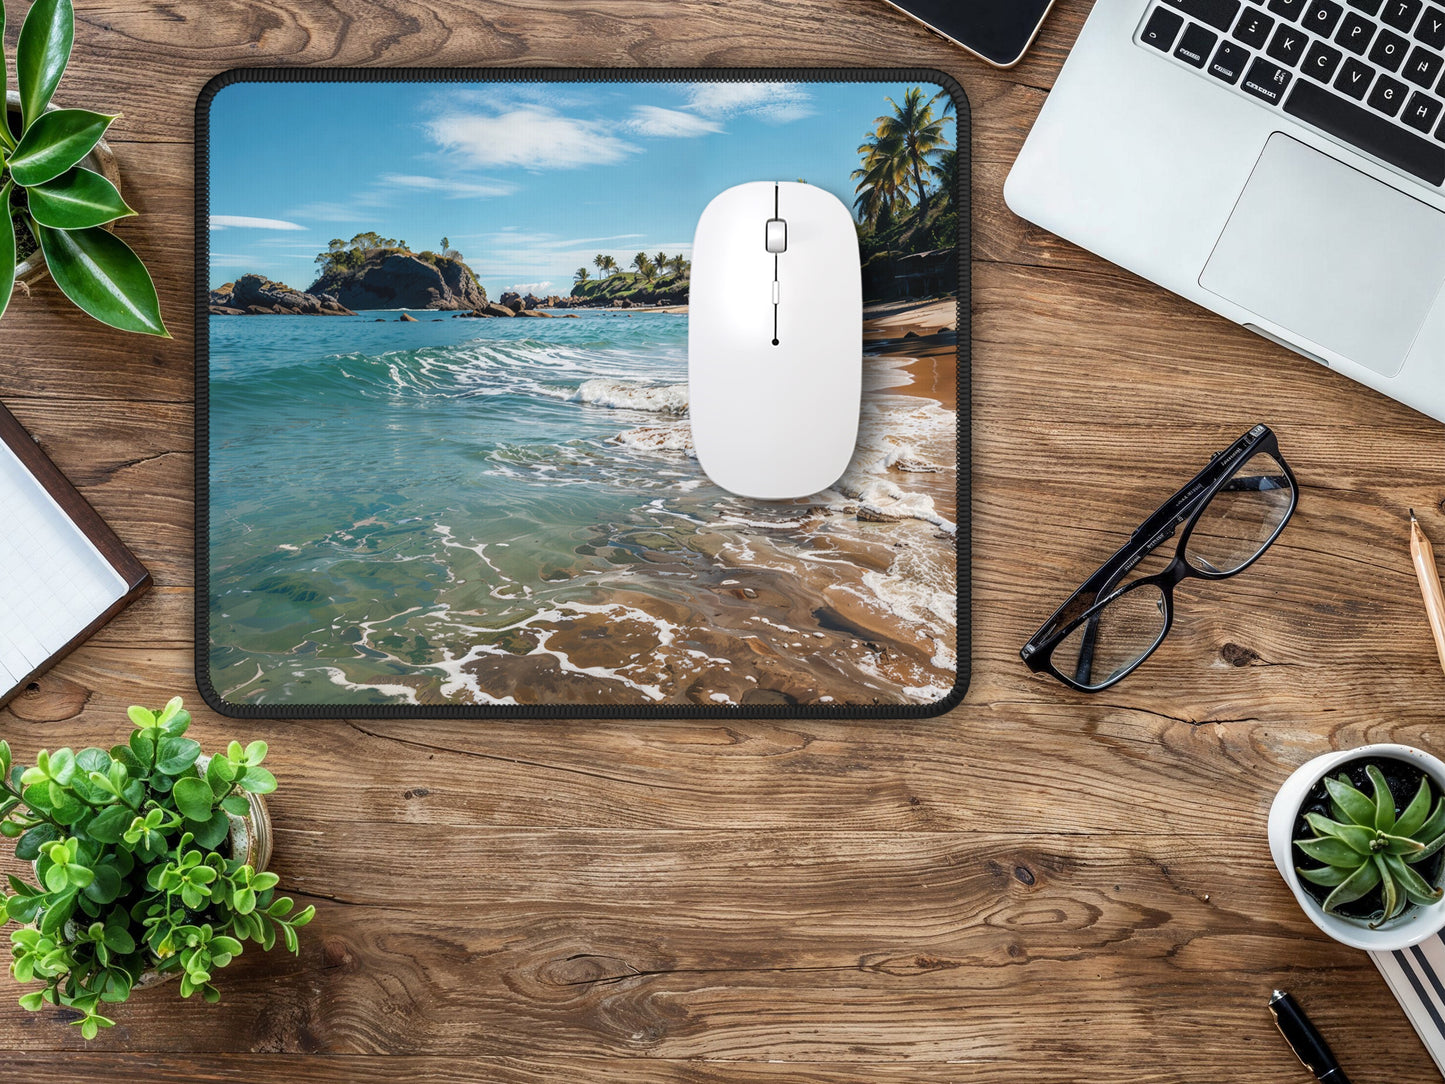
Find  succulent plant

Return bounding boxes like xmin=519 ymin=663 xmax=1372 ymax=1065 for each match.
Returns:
xmin=1295 ymin=765 xmax=1445 ymax=926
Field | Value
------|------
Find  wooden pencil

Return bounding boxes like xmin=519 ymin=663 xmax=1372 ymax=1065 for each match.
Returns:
xmin=1410 ymin=510 xmax=1445 ymax=680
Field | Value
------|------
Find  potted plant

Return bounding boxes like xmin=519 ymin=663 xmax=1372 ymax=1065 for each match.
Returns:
xmin=0 ymin=698 xmax=312 ymax=1038
xmin=1269 ymin=743 xmax=1445 ymax=952
xmin=1 ymin=0 xmax=167 ymax=336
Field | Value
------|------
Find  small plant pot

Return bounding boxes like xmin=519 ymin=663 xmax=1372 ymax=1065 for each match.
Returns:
xmin=5 ymin=90 xmax=124 ymax=288
xmin=133 ymin=757 xmax=272 ymax=990
xmin=1269 ymin=743 xmax=1445 ymax=952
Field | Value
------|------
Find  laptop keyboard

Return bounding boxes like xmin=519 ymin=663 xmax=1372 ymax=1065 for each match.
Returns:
xmin=1136 ymin=0 xmax=1445 ymax=186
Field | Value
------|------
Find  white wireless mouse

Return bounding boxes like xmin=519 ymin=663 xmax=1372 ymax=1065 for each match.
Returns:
xmin=689 ymin=181 xmax=862 ymax=501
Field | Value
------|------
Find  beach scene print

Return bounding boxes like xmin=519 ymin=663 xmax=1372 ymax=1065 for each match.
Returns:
xmin=206 ymin=79 xmax=960 ymax=709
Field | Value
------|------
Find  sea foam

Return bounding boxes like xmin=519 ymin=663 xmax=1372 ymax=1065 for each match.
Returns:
xmin=570 ymin=378 xmax=689 ymax=413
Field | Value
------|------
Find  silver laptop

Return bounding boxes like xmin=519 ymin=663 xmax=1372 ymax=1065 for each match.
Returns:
xmin=1006 ymin=0 xmax=1445 ymax=423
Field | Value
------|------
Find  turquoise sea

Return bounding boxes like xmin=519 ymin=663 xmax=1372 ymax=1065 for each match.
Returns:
xmin=207 ymin=309 xmax=958 ymax=708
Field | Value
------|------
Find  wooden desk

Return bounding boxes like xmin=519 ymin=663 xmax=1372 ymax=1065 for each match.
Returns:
xmin=2 ymin=1 xmax=1444 ymax=1079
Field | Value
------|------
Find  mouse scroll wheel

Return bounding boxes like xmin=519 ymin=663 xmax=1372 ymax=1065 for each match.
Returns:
xmin=765 ymin=218 xmax=787 ymax=254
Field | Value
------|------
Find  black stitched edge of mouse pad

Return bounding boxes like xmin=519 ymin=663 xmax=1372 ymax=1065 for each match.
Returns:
xmin=195 ymin=68 xmax=970 ymax=720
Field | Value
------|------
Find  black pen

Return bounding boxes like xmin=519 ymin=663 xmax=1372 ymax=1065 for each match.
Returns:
xmin=1270 ymin=990 xmax=1353 ymax=1084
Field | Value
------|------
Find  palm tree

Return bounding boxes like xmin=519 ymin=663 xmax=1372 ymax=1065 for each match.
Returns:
xmin=654 ymin=251 xmax=668 ymax=277
xmin=668 ymin=254 xmax=689 ymax=278
xmin=851 ymin=127 xmax=910 ymax=227
xmin=632 ymin=252 xmax=655 ymax=280
xmin=575 ymin=266 xmax=590 ymax=284
xmin=873 ymin=87 xmax=952 ymax=222
xmin=593 ymin=253 xmax=610 ymax=278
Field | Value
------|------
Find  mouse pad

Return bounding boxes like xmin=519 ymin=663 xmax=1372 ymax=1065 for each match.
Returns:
xmin=197 ymin=69 xmax=969 ymax=718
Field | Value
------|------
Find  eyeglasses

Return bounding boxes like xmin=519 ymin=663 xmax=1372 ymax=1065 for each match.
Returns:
xmin=1021 ymin=424 xmax=1298 ymax=692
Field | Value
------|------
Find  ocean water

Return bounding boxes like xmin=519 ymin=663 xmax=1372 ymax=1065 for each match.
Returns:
xmin=207 ymin=309 xmax=958 ymax=708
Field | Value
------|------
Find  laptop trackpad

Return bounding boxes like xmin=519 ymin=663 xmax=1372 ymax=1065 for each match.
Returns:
xmin=1200 ymin=133 xmax=1445 ymax=379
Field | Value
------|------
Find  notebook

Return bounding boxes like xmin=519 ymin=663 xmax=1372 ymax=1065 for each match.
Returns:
xmin=0 ymin=400 xmax=150 ymax=706
xmin=1373 ymin=938 xmax=1445 ymax=1077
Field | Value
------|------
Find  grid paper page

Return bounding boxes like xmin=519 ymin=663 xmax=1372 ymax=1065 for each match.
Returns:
xmin=0 ymin=439 xmax=127 ymax=696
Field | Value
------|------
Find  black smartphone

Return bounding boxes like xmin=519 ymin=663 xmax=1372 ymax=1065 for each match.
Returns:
xmin=882 ymin=0 xmax=1056 ymax=68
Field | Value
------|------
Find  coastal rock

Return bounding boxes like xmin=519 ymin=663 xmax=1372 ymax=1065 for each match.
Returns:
xmin=456 ymin=301 xmax=517 ymax=318
xmin=398 ymin=313 xmax=418 ymax=322
xmin=210 ymin=275 xmax=356 ymax=316
xmin=309 ymin=252 xmax=487 ymax=311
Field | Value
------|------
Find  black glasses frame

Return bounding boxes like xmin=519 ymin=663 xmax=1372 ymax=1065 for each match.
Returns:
xmin=1020 ymin=424 xmax=1298 ymax=693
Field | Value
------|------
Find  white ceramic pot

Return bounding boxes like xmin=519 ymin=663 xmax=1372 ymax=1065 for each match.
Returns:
xmin=1269 ymin=743 xmax=1445 ymax=952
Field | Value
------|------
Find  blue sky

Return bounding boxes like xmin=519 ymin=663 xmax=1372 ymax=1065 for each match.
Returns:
xmin=206 ymin=80 xmax=955 ymax=297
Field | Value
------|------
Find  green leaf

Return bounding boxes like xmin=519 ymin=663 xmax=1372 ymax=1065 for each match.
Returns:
xmin=1384 ymin=853 xmax=1444 ymax=908
xmin=47 ymin=748 xmax=75 ymax=785
xmin=243 ymin=740 xmax=267 ymax=765
xmin=1304 ymin=813 xmax=1378 ymax=855
xmin=207 ymin=756 xmax=236 ymax=792
xmin=190 ymin=808 xmax=229 ymax=850
xmin=1408 ymin=832 xmax=1445 ymax=865
xmin=7 ymin=109 xmax=114 ymax=187
xmin=15 ymin=823 xmax=60 ymax=862
xmin=1379 ymin=855 xmax=1404 ymax=922
xmin=1325 ymin=773 xmax=1377 ymax=827
xmin=171 ymin=776 xmax=215 ymax=822
xmin=220 ymin=794 xmax=250 ymax=817
xmin=33 ymin=221 xmax=169 ymax=337
xmin=17 ymin=991 xmax=45 ymax=1012
xmin=155 ymin=736 xmax=201 ymax=776
xmin=157 ymin=697 xmax=183 ymax=726
xmin=26 ymin=168 xmax=133 ymax=230
xmin=75 ymin=748 xmax=109 ymax=774
xmin=43 ymin=862 xmax=69 ymax=893
xmin=1298 ymin=864 xmax=1352 ymax=887
xmin=1295 ymin=835 xmax=1366 ymax=867
xmin=1416 ymin=798 xmax=1445 ymax=845
xmin=127 ymin=706 xmax=156 ymax=729
xmin=81 ymin=862 xmax=120 ymax=904
xmin=1381 ymin=832 xmax=1427 ymax=855
xmin=1322 ymin=858 xmax=1382 ymax=912
xmin=291 ymin=904 xmax=315 ymax=927
xmin=0 ymin=184 xmax=15 ymax=321
xmin=1397 ymin=776 xmax=1435 ymax=837
xmin=15 ymin=0 xmax=73 ymax=132
xmin=240 ymin=767 xmax=276 ymax=795
xmin=281 ymin=922 xmax=298 ymax=954
xmin=1369 ymin=765 xmax=1397 ymax=832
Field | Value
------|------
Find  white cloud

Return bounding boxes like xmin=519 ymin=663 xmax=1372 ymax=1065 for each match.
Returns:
xmin=209 ymin=215 xmax=305 ymax=231
xmin=626 ymin=106 xmax=721 ymax=139
xmin=378 ymin=173 xmax=516 ymax=199
xmin=428 ymin=108 xmax=637 ymax=171
xmin=505 ymin=281 xmax=554 ymax=295
xmin=681 ymin=82 xmax=814 ymax=123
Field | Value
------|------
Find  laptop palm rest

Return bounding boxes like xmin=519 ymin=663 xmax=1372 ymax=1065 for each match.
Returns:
xmin=1200 ymin=133 xmax=1445 ymax=379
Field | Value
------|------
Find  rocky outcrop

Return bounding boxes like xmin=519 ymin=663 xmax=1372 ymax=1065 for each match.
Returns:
xmin=209 ymin=276 xmax=356 ymax=316
xmin=308 ymin=252 xmax=488 ymax=311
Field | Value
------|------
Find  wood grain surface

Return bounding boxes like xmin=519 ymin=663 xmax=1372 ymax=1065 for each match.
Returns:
xmin=3 ymin=0 xmax=1445 ymax=1079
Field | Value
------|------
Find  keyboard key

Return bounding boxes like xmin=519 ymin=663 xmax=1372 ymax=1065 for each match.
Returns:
xmin=1268 ymin=0 xmax=1309 ymax=17
xmin=1402 ymin=89 xmax=1445 ymax=128
xmin=1370 ymin=26 xmax=1412 ymax=66
xmin=1268 ymin=22 xmax=1310 ymax=61
xmin=1336 ymin=10 xmax=1378 ymax=50
xmin=1142 ymin=5 xmax=1186 ymax=49
xmin=1164 ymin=0 xmax=1244 ymax=31
xmin=1243 ymin=55 xmax=1295 ymax=99
xmin=1348 ymin=0 xmax=1384 ymax=12
xmin=1383 ymin=0 xmax=1424 ymax=28
xmin=1211 ymin=39 xmax=1253 ymax=79
xmin=1177 ymin=21 xmax=1220 ymax=64
xmin=1305 ymin=0 xmax=1347 ymax=31
xmin=1304 ymin=38 xmax=1346 ymax=78
xmin=1336 ymin=55 xmax=1378 ymax=95
xmin=1285 ymin=77 xmax=1445 ymax=181
xmin=1404 ymin=44 xmax=1445 ymax=83
xmin=1235 ymin=6 xmax=1277 ymax=44
xmin=1415 ymin=2 xmax=1445 ymax=43
xmin=1369 ymin=71 xmax=1411 ymax=110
